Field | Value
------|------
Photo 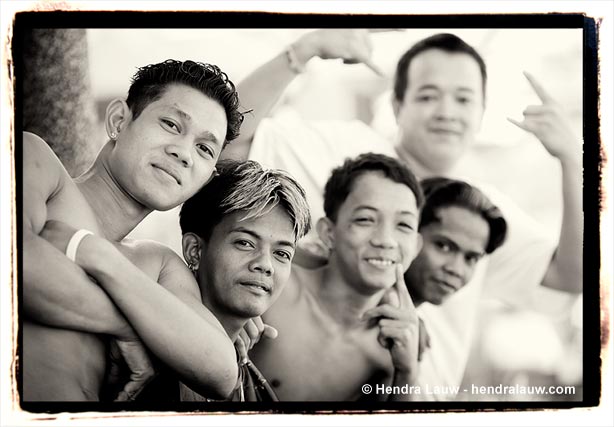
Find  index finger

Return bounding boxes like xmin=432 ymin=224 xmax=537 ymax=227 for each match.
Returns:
xmin=363 ymin=57 xmax=384 ymax=77
xmin=394 ymin=263 xmax=414 ymax=309
xmin=523 ymin=71 xmax=554 ymax=104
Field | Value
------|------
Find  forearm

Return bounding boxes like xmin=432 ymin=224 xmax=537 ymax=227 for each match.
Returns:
xmin=387 ymin=369 xmax=419 ymax=402
xmin=23 ymin=229 xmax=131 ymax=337
xmin=542 ymin=154 xmax=583 ymax=293
xmin=87 ymin=242 xmax=238 ymax=398
xmin=221 ymin=37 xmax=317 ymax=161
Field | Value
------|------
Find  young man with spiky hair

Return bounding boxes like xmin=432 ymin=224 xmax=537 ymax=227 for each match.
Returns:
xmin=23 ymin=59 xmax=244 ymax=401
xmin=178 ymin=159 xmax=311 ymax=401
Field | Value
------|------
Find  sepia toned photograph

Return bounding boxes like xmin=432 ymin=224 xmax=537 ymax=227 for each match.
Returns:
xmin=2 ymin=4 xmax=609 ymax=426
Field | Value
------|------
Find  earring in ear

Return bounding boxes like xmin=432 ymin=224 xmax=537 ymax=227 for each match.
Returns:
xmin=188 ymin=262 xmax=198 ymax=273
xmin=110 ymin=131 xmax=117 ymax=140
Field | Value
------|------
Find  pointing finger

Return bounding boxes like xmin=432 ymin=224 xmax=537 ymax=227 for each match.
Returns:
xmin=394 ymin=263 xmax=413 ymax=309
xmin=507 ymin=117 xmax=531 ymax=133
xmin=363 ymin=58 xmax=385 ymax=77
xmin=523 ymin=71 xmax=554 ymax=104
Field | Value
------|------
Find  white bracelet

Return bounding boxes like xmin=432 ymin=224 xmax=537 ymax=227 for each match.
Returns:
xmin=285 ymin=44 xmax=306 ymax=74
xmin=65 ymin=229 xmax=93 ymax=262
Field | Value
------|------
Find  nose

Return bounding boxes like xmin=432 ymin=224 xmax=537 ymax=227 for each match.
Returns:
xmin=433 ymin=94 xmax=457 ymax=120
xmin=248 ymin=251 xmax=274 ymax=277
xmin=370 ymin=224 xmax=396 ymax=249
xmin=443 ymin=252 xmax=465 ymax=279
xmin=165 ymin=142 xmax=194 ymax=168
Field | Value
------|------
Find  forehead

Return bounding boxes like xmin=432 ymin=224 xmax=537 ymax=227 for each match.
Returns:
xmin=406 ymin=49 xmax=484 ymax=96
xmin=145 ymin=83 xmax=227 ymax=139
xmin=422 ymin=206 xmax=489 ymax=252
xmin=214 ymin=205 xmax=295 ymax=242
xmin=339 ymin=171 xmax=419 ymax=217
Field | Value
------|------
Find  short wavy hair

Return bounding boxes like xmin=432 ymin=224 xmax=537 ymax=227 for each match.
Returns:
xmin=419 ymin=177 xmax=507 ymax=254
xmin=126 ymin=59 xmax=243 ymax=146
xmin=180 ymin=160 xmax=311 ymax=244
xmin=323 ymin=153 xmax=424 ymax=222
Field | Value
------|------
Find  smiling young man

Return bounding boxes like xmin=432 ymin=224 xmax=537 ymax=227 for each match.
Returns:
xmin=23 ymin=59 xmax=244 ymax=401
xmin=406 ymin=177 xmax=507 ymax=306
xmin=249 ymin=153 xmax=424 ymax=401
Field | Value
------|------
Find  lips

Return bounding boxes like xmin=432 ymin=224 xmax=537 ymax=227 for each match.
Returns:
xmin=239 ymin=280 xmax=271 ymax=294
xmin=428 ymin=128 xmax=461 ymax=136
xmin=152 ymin=163 xmax=181 ymax=185
xmin=431 ymin=278 xmax=459 ymax=293
xmin=364 ymin=257 xmax=397 ymax=268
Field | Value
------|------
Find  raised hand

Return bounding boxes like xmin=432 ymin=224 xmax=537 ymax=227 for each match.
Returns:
xmin=235 ymin=316 xmax=278 ymax=363
xmin=294 ymin=29 xmax=401 ymax=76
xmin=363 ymin=264 xmax=420 ymax=378
xmin=508 ymin=71 xmax=580 ymax=162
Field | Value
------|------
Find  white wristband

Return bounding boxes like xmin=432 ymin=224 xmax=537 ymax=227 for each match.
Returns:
xmin=65 ymin=229 xmax=93 ymax=263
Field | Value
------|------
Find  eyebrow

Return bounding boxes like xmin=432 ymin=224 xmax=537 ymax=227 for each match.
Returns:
xmin=169 ymin=106 xmax=222 ymax=147
xmin=231 ymin=227 xmax=296 ymax=249
xmin=417 ymin=84 xmax=477 ymax=93
xmin=353 ymin=205 xmax=417 ymax=217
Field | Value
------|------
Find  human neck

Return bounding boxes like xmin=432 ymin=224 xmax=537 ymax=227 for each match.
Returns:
xmin=317 ymin=258 xmax=387 ymax=329
xmin=76 ymin=142 xmax=151 ymax=242
xmin=394 ymin=144 xmax=453 ymax=179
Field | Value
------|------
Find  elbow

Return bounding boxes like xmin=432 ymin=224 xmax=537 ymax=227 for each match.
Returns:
xmin=182 ymin=339 xmax=239 ymax=400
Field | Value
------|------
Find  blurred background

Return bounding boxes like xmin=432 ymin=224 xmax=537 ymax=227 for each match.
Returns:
xmin=21 ymin=27 xmax=584 ymax=402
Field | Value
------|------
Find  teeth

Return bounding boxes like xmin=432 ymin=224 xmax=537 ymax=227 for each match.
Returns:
xmin=366 ymin=259 xmax=395 ymax=266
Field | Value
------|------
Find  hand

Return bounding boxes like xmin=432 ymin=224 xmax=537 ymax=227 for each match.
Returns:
xmin=235 ymin=317 xmax=278 ymax=363
xmin=294 ymin=29 xmax=400 ymax=76
xmin=508 ymin=71 xmax=581 ymax=162
xmin=363 ymin=264 xmax=420 ymax=376
xmin=107 ymin=338 xmax=156 ymax=401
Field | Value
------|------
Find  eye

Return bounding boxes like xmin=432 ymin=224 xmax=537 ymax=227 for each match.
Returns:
xmin=354 ymin=217 xmax=374 ymax=225
xmin=435 ymin=241 xmax=452 ymax=252
xmin=161 ymin=118 xmax=180 ymax=133
xmin=416 ymin=93 xmax=437 ymax=102
xmin=196 ymin=143 xmax=215 ymax=158
xmin=274 ymin=250 xmax=293 ymax=262
xmin=235 ymin=239 xmax=255 ymax=250
xmin=456 ymin=96 xmax=473 ymax=105
xmin=465 ymin=254 xmax=482 ymax=265
xmin=397 ymin=222 xmax=414 ymax=233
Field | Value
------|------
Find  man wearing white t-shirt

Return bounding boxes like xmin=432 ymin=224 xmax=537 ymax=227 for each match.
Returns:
xmin=222 ymin=30 xmax=582 ymax=400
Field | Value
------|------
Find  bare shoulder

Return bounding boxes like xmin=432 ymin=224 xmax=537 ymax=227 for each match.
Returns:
xmin=122 ymin=238 xmax=200 ymax=296
xmin=23 ymin=132 xmax=71 ymax=232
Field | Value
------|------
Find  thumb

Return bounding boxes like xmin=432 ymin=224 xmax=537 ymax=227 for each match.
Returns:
xmin=262 ymin=324 xmax=278 ymax=340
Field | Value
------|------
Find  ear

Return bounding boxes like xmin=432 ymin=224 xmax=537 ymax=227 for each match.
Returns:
xmin=315 ymin=217 xmax=335 ymax=250
xmin=104 ymin=98 xmax=132 ymax=140
xmin=182 ymin=232 xmax=203 ymax=269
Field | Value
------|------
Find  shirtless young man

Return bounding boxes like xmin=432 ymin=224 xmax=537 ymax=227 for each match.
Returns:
xmin=249 ymin=153 xmax=424 ymax=401
xmin=23 ymin=59 xmax=244 ymax=401
xmin=40 ymin=160 xmax=311 ymax=402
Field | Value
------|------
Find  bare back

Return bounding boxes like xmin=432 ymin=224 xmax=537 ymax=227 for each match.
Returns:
xmin=22 ymin=133 xmax=111 ymax=401
xmin=250 ymin=265 xmax=392 ymax=401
